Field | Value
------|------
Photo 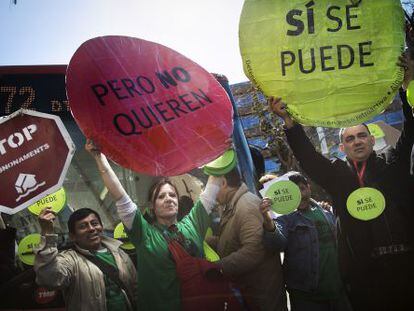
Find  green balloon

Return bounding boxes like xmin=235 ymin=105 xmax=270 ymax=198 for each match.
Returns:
xmin=346 ymin=187 xmax=385 ymax=221
xmin=239 ymin=0 xmax=404 ymax=127
xmin=406 ymin=81 xmax=414 ymax=108
xmin=203 ymin=149 xmax=237 ymax=176
xmin=264 ymin=180 xmax=301 ymax=214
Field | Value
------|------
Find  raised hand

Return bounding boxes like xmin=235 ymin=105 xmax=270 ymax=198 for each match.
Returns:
xmin=85 ymin=139 xmax=101 ymax=157
xmin=38 ymin=208 xmax=57 ymax=235
xmin=397 ymin=52 xmax=414 ymax=90
xmin=268 ymin=97 xmax=295 ymax=128
xmin=260 ymin=197 xmax=276 ymax=232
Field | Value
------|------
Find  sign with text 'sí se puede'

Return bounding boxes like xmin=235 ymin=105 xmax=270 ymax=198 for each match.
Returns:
xmin=66 ymin=36 xmax=233 ymax=176
xmin=0 ymin=109 xmax=75 ymax=214
xmin=239 ymin=0 xmax=404 ymax=128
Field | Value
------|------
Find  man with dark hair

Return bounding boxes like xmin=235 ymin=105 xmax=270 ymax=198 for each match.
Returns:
xmin=338 ymin=123 xmax=371 ymax=143
xmin=260 ymin=172 xmax=351 ymax=311
xmin=268 ymin=56 xmax=414 ymax=309
xmin=210 ymin=166 xmax=287 ymax=310
xmin=34 ymin=208 xmax=137 ymax=311
xmin=67 ymin=207 xmax=102 ymax=235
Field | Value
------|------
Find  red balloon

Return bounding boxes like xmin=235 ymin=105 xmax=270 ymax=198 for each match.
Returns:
xmin=66 ymin=36 xmax=233 ymax=176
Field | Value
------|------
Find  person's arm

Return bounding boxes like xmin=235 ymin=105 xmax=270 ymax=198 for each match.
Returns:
xmin=34 ymin=208 xmax=74 ymax=288
xmin=259 ymin=198 xmax=288 ymax=252
xmin=198 ymin=176 xmax=222 ymax=214
xmin=388 ymin=52 xmax=414 ymax=167
xmin=183 ymin=176 xmax=223 ymax=238
xmin=85 ymin=140 xmax=137 ymax=229
xmin=0 ymin=214 xmax=17 ymax=285
xmin=391 ymin=90 xmax=414 ymax=162
xmin=218 ymin=198 xmax=267 ymax=277
xmin=85 ymin=140 xmax=127 ymax=200
xmin=268 ymin=97 xmax=338 ymax=193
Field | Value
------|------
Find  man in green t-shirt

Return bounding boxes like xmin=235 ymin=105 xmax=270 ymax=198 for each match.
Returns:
xmin=35 ymin=208 xmax=137 ymax=311
xmin=261 ymin=172 xmax=352 ymax=311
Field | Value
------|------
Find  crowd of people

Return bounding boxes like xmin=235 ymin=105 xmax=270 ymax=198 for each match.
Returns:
xmin=1 ymin=21 xmax=414 ymax=311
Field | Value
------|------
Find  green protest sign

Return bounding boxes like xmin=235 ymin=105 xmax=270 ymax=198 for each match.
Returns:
xmin=18 ymin=233 xmax=41 ymax=266
xmin=346 ymin=187 xmax=385 ymax=221
xmin=264 ymin=180 xmax=301 ymax=214
xmin=239 ymin=0 xmax=404 ymax=127
xmin=28 ymin=187 xmax=67 ymax=216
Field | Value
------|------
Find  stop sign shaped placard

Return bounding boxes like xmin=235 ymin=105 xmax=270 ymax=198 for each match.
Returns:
xmin=66 ymin=36 xmax=233 ymax=176
xmin=0 ymin=109 xmax=75 ymax=214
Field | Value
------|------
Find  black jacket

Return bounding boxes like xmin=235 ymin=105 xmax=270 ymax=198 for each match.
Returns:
xmin=284 ymin=91 xmax=414 ymax=278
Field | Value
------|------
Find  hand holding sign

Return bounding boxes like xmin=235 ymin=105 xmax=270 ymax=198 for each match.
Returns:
xmin=67 ymin=36 xmax=233 ymax=176
xmin=38 ymin=208 xmax=57 ymax=235
xmin=28 ymin=187 xmax=66 ymax=216
xmin=260 ymin=178 xmax=302 ymax=215
xmin=259 ymin=197 xmax=277 ymax=232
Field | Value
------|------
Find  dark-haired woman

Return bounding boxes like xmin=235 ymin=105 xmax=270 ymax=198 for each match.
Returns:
xmin=86 ymin=140 xmax=223 ymax=311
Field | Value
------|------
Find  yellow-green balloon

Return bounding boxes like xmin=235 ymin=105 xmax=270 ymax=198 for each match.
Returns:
xmin=239 ymin=0 xmax=404 ymax=127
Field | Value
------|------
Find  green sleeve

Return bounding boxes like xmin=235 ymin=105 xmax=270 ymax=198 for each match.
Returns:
xmin=181 ymin=199 xmax=211 ymax=239
xmin=126 ymin=208 xmax=150 ymax=246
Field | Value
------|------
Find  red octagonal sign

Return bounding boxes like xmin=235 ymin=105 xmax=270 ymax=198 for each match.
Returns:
xmin=0 ymin=109 xmax=75 ymax=214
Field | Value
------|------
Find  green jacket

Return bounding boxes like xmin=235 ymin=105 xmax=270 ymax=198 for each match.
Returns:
xmin=128 ymin=199 xmax=210 ymax=311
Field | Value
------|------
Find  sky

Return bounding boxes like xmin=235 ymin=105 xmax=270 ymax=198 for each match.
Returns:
xmin=1 ymin=0 xmax=414 ymax=85
xmin=0 ymin=0 xmax=247 ymax=84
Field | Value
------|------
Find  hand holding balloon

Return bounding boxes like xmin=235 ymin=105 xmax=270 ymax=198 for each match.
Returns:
xmin=268 ymin=97 xmax=295 ymax=129
xmin=85 ymin=139 xmax=102 ymax=157
xmin=397 ymin=52 xmax=414 ymax=90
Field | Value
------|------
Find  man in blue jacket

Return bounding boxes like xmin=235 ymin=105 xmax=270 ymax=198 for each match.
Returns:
xmin=261 ymin=172 xmax=351 ymax=311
